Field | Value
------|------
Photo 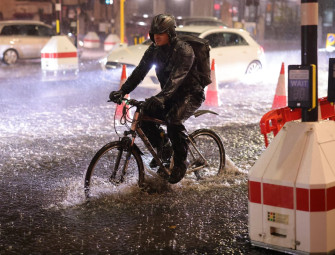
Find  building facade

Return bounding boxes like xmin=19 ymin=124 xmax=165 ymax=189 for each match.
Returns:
xmin=0 ymin=0 xmax=333 ymax=45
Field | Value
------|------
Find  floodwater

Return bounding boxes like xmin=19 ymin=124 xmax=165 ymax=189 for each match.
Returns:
xmin=0 ymin=45 xmax=330 ymax=254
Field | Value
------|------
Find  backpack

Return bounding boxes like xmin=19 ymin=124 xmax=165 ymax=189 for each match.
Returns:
xmin=178 ymin=34 xmax=212 ymax=87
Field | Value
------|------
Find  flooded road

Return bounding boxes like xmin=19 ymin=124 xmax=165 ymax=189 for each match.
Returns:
xmin=0 ymin=46 xmax=330 ymax=254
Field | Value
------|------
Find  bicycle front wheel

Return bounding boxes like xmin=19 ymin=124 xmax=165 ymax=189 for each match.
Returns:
xmin=84 ymin=141 xmax=144 ymax=198
xmin=187 ymin=129 xmax=225 ymax=180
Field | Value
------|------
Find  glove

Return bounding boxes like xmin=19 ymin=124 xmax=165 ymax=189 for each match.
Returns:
xmin=109 ymin=90 xmax=125 ymax=104
xmin=143 ymin=96 xmax=164 ymax=111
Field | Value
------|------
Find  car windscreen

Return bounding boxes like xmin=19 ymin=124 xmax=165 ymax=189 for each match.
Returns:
xmin=184 ymin=20 xmax=224 ymax=26
xmin=37 ymin=25 xmax=54 ymax=36
xmin=141 ymin=31 xmax=201 ymax=45
xmin=142 ymin=39 xmax=152 ymax=45
xmin=176 ymin=31 xmax=201 ymax=37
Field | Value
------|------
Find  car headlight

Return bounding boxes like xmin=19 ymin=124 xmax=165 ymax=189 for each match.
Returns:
xmin=99 ymin=56 xmax=107 ymax=66
xmin=104 ymin=61 xmax=136 ymax=70
xmin=105 ymin=61 xmax=122 ymax=69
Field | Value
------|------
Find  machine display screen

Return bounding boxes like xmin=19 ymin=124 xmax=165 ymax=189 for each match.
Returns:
xmin=288 ymin=65 xmax=315 ymax=108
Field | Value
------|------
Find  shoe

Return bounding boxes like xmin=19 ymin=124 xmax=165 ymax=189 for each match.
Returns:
xmin=168 ymin=162 xmax=187 ymax=184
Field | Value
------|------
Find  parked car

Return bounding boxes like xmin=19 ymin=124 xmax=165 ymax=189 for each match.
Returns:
xmin=125 ymin=15 xmax=226 ymax=45
xmin=0 ymin=20 xmax=54 ymax=65
xmin=101 ymin=26 xmax=265 ymax=84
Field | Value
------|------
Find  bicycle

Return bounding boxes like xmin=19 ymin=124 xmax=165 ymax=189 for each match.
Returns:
xmin=84 ymin=98 xmax=225 ymax=198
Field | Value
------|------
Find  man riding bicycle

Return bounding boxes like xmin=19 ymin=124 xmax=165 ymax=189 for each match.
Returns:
xmin=109 ymin=14 xmax=206 ymax=184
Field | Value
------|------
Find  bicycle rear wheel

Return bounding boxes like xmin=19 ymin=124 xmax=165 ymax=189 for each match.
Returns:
xmin=84 ymin=141 xmax=144 ymax=198
xmin=186 ymin=129 xmax=225 ymax=180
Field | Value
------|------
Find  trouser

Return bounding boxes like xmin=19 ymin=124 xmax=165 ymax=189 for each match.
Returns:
xmin=141 ymin=92 xmax=204 ymax=167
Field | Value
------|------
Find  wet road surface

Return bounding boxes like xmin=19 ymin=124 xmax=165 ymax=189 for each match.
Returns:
xmin=1 ymin=45 xmax=330 ymax=254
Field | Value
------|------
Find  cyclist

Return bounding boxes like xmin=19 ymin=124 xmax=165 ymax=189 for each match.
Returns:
xmin=109 ymin=14 xmax=205 ymax=184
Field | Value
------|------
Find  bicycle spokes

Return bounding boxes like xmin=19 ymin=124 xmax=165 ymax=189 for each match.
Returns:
xmin=85 ymin=141 xmax=144 ymax=198
xmin=187 ymin=139 xmax=209 ymax=171
xmin=186 ymin=129 xmax=225 ymax=180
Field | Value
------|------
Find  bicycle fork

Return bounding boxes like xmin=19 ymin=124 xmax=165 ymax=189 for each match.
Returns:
xmin=110 ymin=111 xmax=141 ymax=183
xmin=109 ymin=136 xmax=134 ymax=184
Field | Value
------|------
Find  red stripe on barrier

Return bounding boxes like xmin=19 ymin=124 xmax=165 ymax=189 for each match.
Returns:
xmin=84 ymin=39 xmax=100 ymax=43
xmin=263 ymin=183 xmax=294 ymax=209
xmin=249 ymin=181 xmax=261 ymax=203
xmin=41 ymin=52 xmax=77 ymax=58
xmin=104 ymin=42 xmax=117 ymax=45
xmin=311 ymin=189 xmax=326 ymax=212
xmin=327 ymin=186 xmax=335 ymax=211
xmin=249 ymin=181 xmax=335 ymax=212
xmin=297 ymin=188 xmax=309 ymax=211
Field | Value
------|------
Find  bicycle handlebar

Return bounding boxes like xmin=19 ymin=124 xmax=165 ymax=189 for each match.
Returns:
xmin=125 ymin=98 xmax=144 ymax=107
xmin=108 ymin=97 xmax=144 ymax=108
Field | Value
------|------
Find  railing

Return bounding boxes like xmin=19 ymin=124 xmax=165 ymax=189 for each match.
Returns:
xmin=260 ymin=97 xmax=335 ymax=147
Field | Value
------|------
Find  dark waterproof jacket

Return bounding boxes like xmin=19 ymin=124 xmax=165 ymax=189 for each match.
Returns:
xmin=120 ymin=37 xmax=204 ymax=105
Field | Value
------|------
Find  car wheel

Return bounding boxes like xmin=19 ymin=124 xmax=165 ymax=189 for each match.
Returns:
xmin=3 ymin=49 xmax=18 ymax=65
xmin=246 ymin=61 xmax=262 ymax=74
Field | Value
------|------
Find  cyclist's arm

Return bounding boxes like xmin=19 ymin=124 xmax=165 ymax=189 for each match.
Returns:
xmin=156 ymin=41 xmax=194 ymax=101
xmin=121 ymin=44 xmax=155 ymax=94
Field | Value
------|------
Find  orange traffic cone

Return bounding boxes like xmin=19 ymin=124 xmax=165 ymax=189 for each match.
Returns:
xmin=115 ymin=64 xmax=129 ymax=118
xmin=205 ymin=59 xmax=220 ymax=106
xmin=271 ymin=62 xmax=286 ymax=109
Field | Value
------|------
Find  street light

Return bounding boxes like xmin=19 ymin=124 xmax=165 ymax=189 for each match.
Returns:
xmin=99 ymin=0 xmax=113 ymax=4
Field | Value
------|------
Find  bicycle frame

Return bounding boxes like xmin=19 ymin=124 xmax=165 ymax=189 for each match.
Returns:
xmin=123 ymin=105 xmax=171 ymax=176
xmin=118 ymin=98 xmax=218 ymax=177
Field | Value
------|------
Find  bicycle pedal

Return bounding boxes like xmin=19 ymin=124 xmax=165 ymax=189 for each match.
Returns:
xmin=109 ymin=177 xmax=122 ymax=185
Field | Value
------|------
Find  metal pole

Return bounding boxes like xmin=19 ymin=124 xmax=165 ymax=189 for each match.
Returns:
xmin=120 ymin=0 xmax=125 ymax=44
xmin=301 ymin=0 xmax=318 ymax=121
xmin=55 ymin=0 xmax=62 ymax=35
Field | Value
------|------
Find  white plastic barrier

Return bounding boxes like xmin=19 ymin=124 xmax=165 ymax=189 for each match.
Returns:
xmin=41 ymin=35 xmax=78 ymax=71
xmin=104 ymin=33 xmax=120 ymax=51
xmin=83 ymin=32 xmax=100 ymax=48
xmin=249 ymin=121 xmax=335 ymax=254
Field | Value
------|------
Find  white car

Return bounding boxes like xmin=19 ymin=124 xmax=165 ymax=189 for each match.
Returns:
xmin=101 ymin=26 xmax=265 ymax=84
xmin=0 ymin=20 xmax=54 ymax=65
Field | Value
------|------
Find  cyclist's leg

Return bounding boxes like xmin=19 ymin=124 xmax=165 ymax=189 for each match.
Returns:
xmin=140 ymin=120 xmax=162 ymax=148
xmin=140 ymin=108 xmax=169 ymax=168
xmin=166 ymin=94 xmax=203 ymax=183
xmin=166 ymin=124 xmax=188 ymax=183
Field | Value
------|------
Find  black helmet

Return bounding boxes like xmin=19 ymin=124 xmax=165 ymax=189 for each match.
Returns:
xmin=149 ymin=14 xmax=176 ymax=42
